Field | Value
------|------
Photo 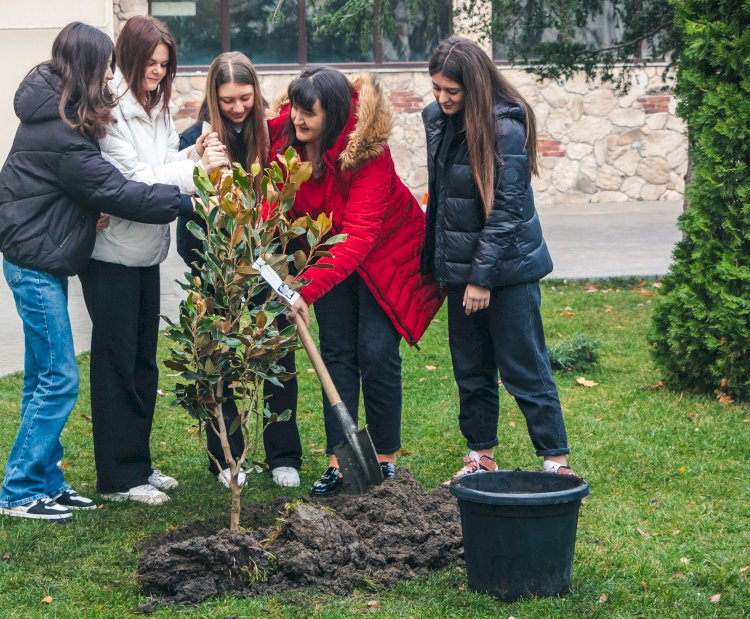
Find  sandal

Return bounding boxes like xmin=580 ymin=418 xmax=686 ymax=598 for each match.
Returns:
xmin=445 ymin=451 xmax=497 ymax=485
xmin=543 ymin=460 xmax=577 ymax=476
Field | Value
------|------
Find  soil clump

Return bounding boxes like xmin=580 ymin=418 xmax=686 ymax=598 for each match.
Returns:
xmin=137 ymin=469 xmax=462 ymax=605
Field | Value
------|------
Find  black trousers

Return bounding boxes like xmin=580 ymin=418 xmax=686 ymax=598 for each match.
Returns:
xmin=446 ymin=281 xmax=569 ymax=457
xmin=80 ymin=260 xmax=161 ymax=493
xmin=205 ymin=312 xmax=302 ymax=473
xmin=314 ymin=273 xmax=403 ymax=456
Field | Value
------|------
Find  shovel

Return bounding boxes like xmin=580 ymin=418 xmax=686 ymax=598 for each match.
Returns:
xmin=253 ymin=258 xmax=383 ymax=494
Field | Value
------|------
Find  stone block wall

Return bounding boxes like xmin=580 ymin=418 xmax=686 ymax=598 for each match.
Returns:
xmin=114 ymin=2 xmax=688 ymax=205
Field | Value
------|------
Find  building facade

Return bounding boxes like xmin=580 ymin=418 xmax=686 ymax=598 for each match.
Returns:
xmin=1 ymin=0 xmax=687 ymax=205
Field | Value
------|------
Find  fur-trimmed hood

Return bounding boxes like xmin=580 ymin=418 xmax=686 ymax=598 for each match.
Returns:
xmin=267 ymin=73 xmax=392 ymax=170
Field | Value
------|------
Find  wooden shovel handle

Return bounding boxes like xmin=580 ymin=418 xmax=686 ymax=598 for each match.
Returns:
xmin=293 ymin=315 xmax=343 ymax=408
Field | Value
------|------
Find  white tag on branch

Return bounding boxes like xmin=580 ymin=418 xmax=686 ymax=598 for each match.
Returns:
xmin=253 ymin=257 xmax=300 ymax=306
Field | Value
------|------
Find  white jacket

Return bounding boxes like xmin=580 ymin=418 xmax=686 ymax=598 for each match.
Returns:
xmin=92 ymin=70 xmax=199 ymax=266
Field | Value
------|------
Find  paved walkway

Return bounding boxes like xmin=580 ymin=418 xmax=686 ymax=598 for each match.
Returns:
xmin=0 ymin=200 xmax=682 ymax=376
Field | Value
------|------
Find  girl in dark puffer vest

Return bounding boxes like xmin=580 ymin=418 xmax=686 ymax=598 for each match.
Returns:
xmin=0 ymin=22 xmax=193 ymax=521
xmin=177 ymin=52 xmax=302 ymax=489
xmin=421 ymin=37 xmax=575 ymax=480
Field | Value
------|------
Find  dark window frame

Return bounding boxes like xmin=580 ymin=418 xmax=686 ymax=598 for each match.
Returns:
xmin=147 ymin=0 xmax=453 ymax=70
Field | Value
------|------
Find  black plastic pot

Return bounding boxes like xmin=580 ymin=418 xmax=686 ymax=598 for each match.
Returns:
xmin=450 ymin=470 xmax=590 ymax=602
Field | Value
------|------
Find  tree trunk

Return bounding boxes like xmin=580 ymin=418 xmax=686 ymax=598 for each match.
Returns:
xmin=230 ymin=481 xmax=241 ymax=530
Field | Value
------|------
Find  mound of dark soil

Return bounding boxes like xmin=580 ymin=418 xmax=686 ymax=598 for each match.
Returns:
xmin=137 ymin=469 xmax=462 ymax=605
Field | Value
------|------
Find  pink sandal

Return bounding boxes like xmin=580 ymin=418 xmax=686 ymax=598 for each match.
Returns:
xmin=446 ymin=451 xmax=498 ymax=485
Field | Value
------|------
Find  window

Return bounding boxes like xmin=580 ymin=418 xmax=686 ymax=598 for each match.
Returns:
xmin=149 ymin=0 xmax=452 ymax=68
xmin=492 ymin=1 xmax=628 ymax=62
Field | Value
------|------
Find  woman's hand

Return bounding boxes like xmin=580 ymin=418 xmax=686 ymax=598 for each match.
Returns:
xmin=201 ymin=143 xmax=229 ymax=174
xmin=95 ymin=213 xmax=110 ymax=232
xmin=286 ymin=296 xmax=310 ymax=328
xmin=463 ymin=284 xmax=490 ymax=315
xmin=195 ymin=131 xmax=220 ymax=157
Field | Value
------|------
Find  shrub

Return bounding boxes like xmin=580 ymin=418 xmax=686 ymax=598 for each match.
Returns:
xmin=649 ymin=0 xmax=750 ymax=401
xmin=548 ymin=333 xmax=600 ymax=372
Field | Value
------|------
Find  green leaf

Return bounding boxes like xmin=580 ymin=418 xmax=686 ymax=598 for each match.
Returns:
xmin=186 ymin=220 xmax=207 ymax=242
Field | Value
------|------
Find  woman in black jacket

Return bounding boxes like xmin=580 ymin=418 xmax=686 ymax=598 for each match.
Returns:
xmin=0 ymin=22 xmax=192 ymax=521
xmin=421 ymin=37 xmax=575 ymax=480
xmin=177 ymin=52 xmax=302 ymax=489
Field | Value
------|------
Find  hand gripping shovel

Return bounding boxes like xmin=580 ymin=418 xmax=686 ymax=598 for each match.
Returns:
xmin=253 ymin=258 xmax=383 ymax=494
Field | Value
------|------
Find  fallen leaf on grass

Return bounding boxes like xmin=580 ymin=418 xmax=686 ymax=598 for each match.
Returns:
xmin=637 ymin=529 xmax=652 ymax=538
xmin=639 ymin=380 xmax=665 ymax=391
xmin=2 ymin=553 xmax=11 ymax=560
xmin=576 ymin=377 xmax=598 ymax=388
xmin=642 ymin=581 xmax=648 ymax=592
xmin=397 ymin=449 xmax=412 ymax=456
xmin=418 ymin=377 xmax=426 ymax=383
xmin=509 ymin=421 xmax=516 ymax=428
xmin=598 ymin=594 xmax=608 ymax=603
xmin=80 ymin=414 xmax=92 ymax=421
xmin=743 ymin=418 xmax=750 ymax=423
xmin=41 ymin=596 xmax=53 ymax=604
xmin=562 ymin=311 xmax=576 ymax=317
xmin=652 ymin=282 xmax=662 ymax=288
xmin=680 ymin=557 xmax=690 ymax=565
xmin=585 ymin=284 xmax=598 ymax=293
xmin=740 ymin=566 xmax=750 ymax=574
xmin=714 ymin=389 xmax=734 ymax=405
xmin=367 ymin=600 xmax=381 ymax=608
xmin=672 ymin=529 xmax=680 ymax=536
xmin=306 ymin=368 xmax=316 ymax=373
xmin=604 ymin=305 xmax=613 ymax=313
xmin=425 ymin=365 xmax=437 ymax=371
xmin=710 ymin=593 xmax=721 ymax=603
xmin=311 ymin=448 xmax=325 ymax=456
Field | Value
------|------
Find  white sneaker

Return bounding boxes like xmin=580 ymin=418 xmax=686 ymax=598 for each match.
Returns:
xmin=271 ymin=466 xmax=300 ymax=487
xmin=216 ymin=467 xmax=247 ymax=489
xmin=100 ymin=484 xmax=170 ymax=505
xmin=147 ymin=469 xmax=178 ymax=490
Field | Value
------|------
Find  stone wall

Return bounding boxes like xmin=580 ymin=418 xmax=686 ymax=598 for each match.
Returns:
xmin=113 ymin=2 xmax=688 ymax=205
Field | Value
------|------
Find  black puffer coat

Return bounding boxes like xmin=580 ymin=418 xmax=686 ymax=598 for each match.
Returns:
xmin=420 ymin=100 xmax=552 ymax=290
xmin=0 ymin=65 xmax=191 ymax=277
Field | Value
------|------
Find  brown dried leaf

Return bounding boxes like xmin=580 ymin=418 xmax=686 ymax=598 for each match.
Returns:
xmin=598 ymin=594 xmax=608 ymax=603
xmin=576 ymin=376 xmax=598 ymax=388
xmin=562 ymin=311 xmax=576 ymax=317
xmin=41 ymin=596 xmax=53 ymax=604
xmin=366 ymin=600 xmax=381 ymax=608
xmin=710 ymin=593 xmax=721 ymax=603
xmin=740 ymin=565 xmax=750 ymax=574
xmin=425 ymin=365 xmax=437 ymax=371
xmin=714 ymin=389 xmax=734 ymax=405
xmin=642 ymin=581 xmax=648 ymax=592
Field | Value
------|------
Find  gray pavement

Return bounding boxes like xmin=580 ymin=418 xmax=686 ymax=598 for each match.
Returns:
xmin=0 ymin=200 xmax=683 ymax=376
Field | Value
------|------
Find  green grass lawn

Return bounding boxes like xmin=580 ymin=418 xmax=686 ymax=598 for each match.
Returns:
xmin=0 ymin=280 xmax=747 ymax=618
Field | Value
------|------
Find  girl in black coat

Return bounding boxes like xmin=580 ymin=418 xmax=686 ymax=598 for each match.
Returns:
xmin=177 ymin=52 xmax=302 ymax=489
xmin=0 ymin=22 xmax=192 ymax=521
xmin=421 ymin=37 xmax=575 ymax=480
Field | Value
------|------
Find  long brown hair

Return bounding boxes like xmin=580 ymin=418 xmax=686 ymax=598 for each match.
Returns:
xmin=203 ymin=52 xmax=267 ymax=172
xmin=428 ymin=36 xmax=539 ymax=218
xmin=115 ymin=15 xmax=177 ymax=116
xmin=45 ymin=21 xmax=116 ymax=141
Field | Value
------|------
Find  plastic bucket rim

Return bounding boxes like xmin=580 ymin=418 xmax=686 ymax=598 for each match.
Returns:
xmin=450 ymin=470 xmax=590 ymax=506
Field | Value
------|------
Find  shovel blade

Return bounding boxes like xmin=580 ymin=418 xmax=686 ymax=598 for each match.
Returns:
xmin=333 ymin=425 xmax=383 ymax=494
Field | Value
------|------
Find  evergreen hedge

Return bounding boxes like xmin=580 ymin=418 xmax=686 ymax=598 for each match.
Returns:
xmin=650 ymin=0 xmax=750 ymax=401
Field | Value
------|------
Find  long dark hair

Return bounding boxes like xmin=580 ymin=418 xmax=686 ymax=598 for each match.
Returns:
xmin=286 ymin=66 xmax=352 ymax=168
xmin=44 ymin=21 xmax=116 ymax=141
xmin=116 ymin=15 xmax=177 ymax=116
xmin=428 ymin=36 xmax=539 ymax=218
xmin=203 ymin=52 xmax=267 ymax=172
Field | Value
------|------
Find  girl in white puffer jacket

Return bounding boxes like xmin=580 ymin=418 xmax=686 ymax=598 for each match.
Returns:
xmin=79 ymin=15 xmax=227 ymax=505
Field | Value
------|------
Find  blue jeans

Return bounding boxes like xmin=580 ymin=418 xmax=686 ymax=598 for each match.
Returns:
xmin=0 ymin=259 xmax=77 ymax=507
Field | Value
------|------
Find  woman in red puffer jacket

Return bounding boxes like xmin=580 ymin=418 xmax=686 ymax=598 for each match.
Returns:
xmin=268 ymin=66 xmax=440 ymax=496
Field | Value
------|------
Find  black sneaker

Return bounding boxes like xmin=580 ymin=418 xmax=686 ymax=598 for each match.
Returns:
xmin=0 ymin=497 xmax=72 ymax=521
xmin=379 ymin=462 xmax=396 ymax=480
xmin=53 ymin=489 xmax=97 ymax=510
xmin=310 ymin=467 xmax=343 ymax=497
